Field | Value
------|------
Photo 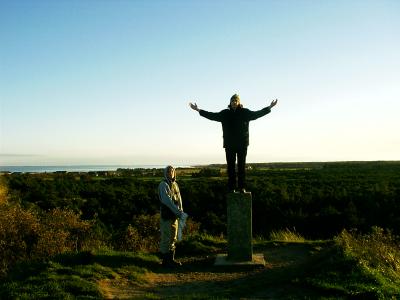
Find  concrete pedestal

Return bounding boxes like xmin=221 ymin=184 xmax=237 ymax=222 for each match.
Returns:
xmin=214 ymin=192 xmax=265 ymax=267
xmin=227 ymin=192 xmax=253 ymax=261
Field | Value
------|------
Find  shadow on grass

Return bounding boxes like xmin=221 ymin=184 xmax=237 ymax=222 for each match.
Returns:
xmin=2 ymin=260 xmax=51 ymax=281
xmin=142 ymin=242 xmax=334 ymax=299
xmin=53 ymin=250 xmax=161 ymax=270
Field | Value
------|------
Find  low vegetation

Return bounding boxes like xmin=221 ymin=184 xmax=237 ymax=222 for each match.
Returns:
xmin=0 ymin=229 xmax=399 ymax=299
xmin=0 ymin=162 xmax=399 ymax=298
xmin=269 ymin=228 xmax=306 ymax=243
xmin=0 ymin=250 xmax=158 ymax=299
xmin=4 ymin=161 xmax=400 ymax=240
xmin=299 ymin=228 xmax=400 ymax=299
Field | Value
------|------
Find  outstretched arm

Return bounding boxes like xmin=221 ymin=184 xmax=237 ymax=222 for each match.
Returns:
xmin=188 ymin=102 xmax=223 ymax=122
xmin=247 ymin=98 xmax=278 ymax=121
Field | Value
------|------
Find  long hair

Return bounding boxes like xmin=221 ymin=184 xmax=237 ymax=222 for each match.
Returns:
xmin=228 ymin=94 xmax=243 ymax=109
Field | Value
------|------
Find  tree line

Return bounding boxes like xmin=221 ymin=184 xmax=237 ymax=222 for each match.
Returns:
xmin=4 ymin=161 xmax=400 ymax=239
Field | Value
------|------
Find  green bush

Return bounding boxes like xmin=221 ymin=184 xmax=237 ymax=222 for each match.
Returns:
xmin=0 ymin=203 xmax=39 ymax=276
xmin=0 ymin=201 xmax=102 ymax=276
xmin=34 ymin=208 xmax=100 ymax=257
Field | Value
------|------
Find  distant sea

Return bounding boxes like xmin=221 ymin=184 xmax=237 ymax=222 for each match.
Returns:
xmin=0 ymin=165 xmax=187 ymax=173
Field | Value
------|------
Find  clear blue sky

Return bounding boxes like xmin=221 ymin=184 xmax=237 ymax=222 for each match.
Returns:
xmin=1 ymin=0 xmax=399 ymax=166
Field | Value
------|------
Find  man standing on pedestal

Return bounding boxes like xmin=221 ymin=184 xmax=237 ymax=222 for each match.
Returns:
xmin=189 ymin=94 xmax=278 ymax=193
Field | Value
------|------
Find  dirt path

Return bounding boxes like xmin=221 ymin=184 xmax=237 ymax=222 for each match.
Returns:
xmin=98 ymin=243 xmax=325 ymax=299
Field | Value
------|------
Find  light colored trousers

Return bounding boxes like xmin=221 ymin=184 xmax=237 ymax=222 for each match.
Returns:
xmin=160 ymin=218 xmax=178 ymax=254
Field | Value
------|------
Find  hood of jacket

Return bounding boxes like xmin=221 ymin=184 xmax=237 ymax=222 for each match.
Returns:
xmin=163 ymin=165 xmax=176 ymax=184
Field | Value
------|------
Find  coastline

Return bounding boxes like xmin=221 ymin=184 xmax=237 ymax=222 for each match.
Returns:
xmin=1 ymin=160 xmax=398 ymax=174
xmin=0 ymin=165 xmax=186 ymax=173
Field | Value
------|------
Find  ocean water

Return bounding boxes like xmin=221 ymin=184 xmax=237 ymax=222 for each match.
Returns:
xmin=0 ymin=165 xmax=177 ymax=173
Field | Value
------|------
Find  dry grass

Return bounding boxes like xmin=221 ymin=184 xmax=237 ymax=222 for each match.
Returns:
xmin=269 ymin=228 xmax=305 ymax=243
xmin=335 ymin=227 xmax=400 ymax=281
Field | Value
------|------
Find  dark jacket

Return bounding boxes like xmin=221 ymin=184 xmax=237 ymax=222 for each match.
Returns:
xmin=199 ymin=106 xmax=271 ymax=149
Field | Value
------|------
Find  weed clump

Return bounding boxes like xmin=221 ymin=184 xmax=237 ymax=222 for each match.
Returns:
xmin=303 ymin=227 xmax=400 ymax=299
xmin=335 ymin=227 xmax=400 ymax=284
xmin=269 ymin=228 xmax=305 ymax=243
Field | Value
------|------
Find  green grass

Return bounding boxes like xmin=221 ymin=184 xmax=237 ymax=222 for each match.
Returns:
xmin=0 ymin=250 xmax=159 ymax=299
xmin=1 ymin=231 xmax=399 ymax=299
xmin=177 ymin=233 xmax=226 ymax=256
xmin=298 ymin=228 xmax=400 ymax=299
xmin=268 ymin=228 xmax=306 ymax=243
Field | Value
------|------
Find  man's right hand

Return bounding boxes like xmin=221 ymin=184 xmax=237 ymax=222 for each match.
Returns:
xmin=189 ymin=102 xmax=200 ymax=112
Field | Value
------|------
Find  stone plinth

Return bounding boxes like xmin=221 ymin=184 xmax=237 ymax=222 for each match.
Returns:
xmin=214 ymin=253 xmax=265 ymax=267
xmin=227 ymin=192 xmax=252 ymax=261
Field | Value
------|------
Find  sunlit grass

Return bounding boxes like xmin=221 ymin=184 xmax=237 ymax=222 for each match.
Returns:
xmin=302 ymin=227 xmax=400 ymax=298
xmin=336 ymin=227 xmax=400 ymax=285
xmin=269 ymin=228 xmax=306 ymax=243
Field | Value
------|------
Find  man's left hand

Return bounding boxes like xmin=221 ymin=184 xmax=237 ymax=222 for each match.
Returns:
xmin=269 ymin=99 xmax=278 ymax=109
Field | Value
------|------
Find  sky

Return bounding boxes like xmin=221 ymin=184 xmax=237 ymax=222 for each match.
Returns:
xmin=1 ymin=0 xmax=399 ymax=166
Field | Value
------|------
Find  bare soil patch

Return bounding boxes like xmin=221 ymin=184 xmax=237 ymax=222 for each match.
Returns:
xmin=99 ymin=243 xmax=325 ymax=299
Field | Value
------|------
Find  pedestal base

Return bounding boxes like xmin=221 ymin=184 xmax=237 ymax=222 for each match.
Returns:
xmin=214 ymin=253 xmax=266 ymax=267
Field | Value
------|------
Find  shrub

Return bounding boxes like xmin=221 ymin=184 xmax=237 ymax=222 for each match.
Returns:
xmin=184 ymin=217 xmax=201 ymax=237
xmin=33 ymin=208 xmax=99 ymax=257
xmin=0 ymin=201 xmax=102 ymax=276
xmin=116 ymin=224 xmax=142 ymax=252
xmin=116 ymin=213 xmax=201 ymax=253
xmin=0 ymin=203 xmax=39 ymax=276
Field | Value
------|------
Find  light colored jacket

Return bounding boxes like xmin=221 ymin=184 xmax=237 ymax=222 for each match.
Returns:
xmin=159 ymin=166 xmax=183 ymax=220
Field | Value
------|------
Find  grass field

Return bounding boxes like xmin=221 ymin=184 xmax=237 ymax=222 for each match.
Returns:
xmin=1 ymin=230 xmax=399 ymax=299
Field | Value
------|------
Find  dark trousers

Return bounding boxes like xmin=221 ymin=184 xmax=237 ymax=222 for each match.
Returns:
xmin=225 ymin=147 xmax=248 ymax=190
